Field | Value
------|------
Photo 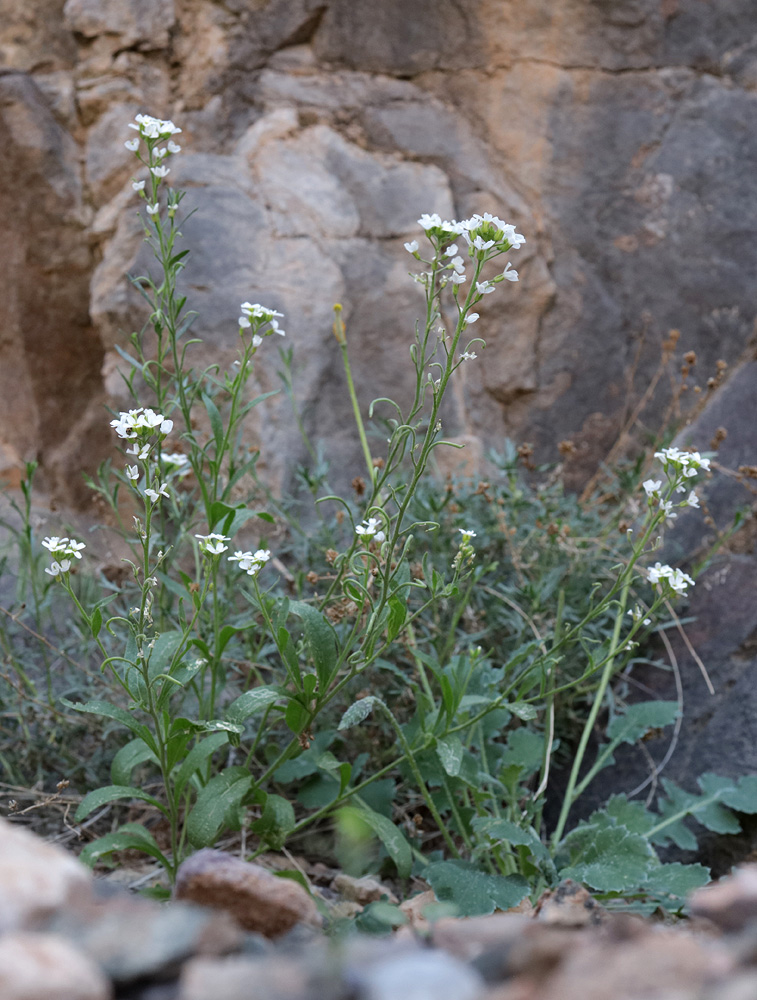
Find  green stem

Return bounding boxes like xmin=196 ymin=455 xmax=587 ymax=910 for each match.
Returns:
xmin=551 ymin=576 xmax=632 ymax=848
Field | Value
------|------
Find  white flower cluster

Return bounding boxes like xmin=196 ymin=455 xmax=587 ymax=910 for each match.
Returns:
xmin=416 ymin=212 xmax=525 ymax=251
xmin=161 ymin=451 xmax=191 ymax=476
xmin=355 ymin=517 xmax=385 ymax=542
xmin=646 ymin=562 xmax=695 ymax=595
xmin=408 ymin=212 xmax=523 ymax=300
xmin=654 ymin=446 xmax=710 ymax=480
xmin=642 ymin=447 xmax=709 ymax=522
xmin=42 ymin=536 xmax=86 ymax=578
xmin=110 ymin=408 xmax=174 ymax=441
xmin=127 ymin=113 xmax=182 ymax=142
xmin=228 ymin=548 xmax=272 ymax=576
xmin=238 ymin=302 xmax=286 ymax=345
xmin=195 ymin=533 xmax=230 ymax=556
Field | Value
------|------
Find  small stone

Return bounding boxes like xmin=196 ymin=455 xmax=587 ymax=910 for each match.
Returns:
xmin=690 ymin=865 xmax=757 ymax=932
xmin=432 ymin=914 xmax=531 ymax=962
xmin=332 ymin=873 xmax=398 ymax=905
xmin=49 ymin=892 xmax=243 ymax=984
xmin=535 ymin=879 xmax=607 ymax=927
xmin=348 ymin=949 xmax=485 ymax=1000
xmin=399 ymin=889 xmax=438 ymax=931
xmin=179 ymin=955 xmax=309 ymax=1000
xmin=0 ymin=817 xmax=93 ymax=933
xmin=0 ymin=932 xmax=111 ymax=1000
xmin=174 ymin=849 xmax=322 ymax=938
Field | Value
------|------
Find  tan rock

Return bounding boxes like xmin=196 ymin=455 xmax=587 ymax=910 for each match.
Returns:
xmin=399 ymin=888 xmax=438 ymax=930
xmin=690 ymin=865 xmax=757 ymax=933
xmin=332 ymin=872 xmax=399 ymax=905
xmin=0 ymin=817 xmax=93 ymax=933
xmin=179 ymin=955 xmax=309 ymax=1000
xmin=529 ymin=927 xmax=732 ymax=1000
xmin=534 ymin=879 xmax=607 ymax=927
xmin=0 ymin=932 xmax=111 ymax=1000
xmin=174 ymin=849 xmax=322 ymax=938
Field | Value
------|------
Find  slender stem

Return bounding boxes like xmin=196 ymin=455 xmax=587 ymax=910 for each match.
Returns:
xmin=551 ymin=577 xmax=631 ymax=847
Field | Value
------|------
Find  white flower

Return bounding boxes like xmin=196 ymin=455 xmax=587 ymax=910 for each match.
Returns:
xmin=643 ymin=479 xmax=662 ymax=498
xmin=464 ymin=313 xmax=480 ymax=325
xmin=404 ymin=240 xmax=420 ymax=254
xmin=627 ymin=606 xmax=652 ymax=626
xmin=145 ymin=483 xmax=170 ymax=503
xmin=444 ymin=244 xmax=458 ymax=257
xmin=418 ymin=213 xmax=442 ymax=230
xmin=504 ymin=229 xmax=526 ymax=249
xmin=150 ymin=165 xmax=170 ymax=178
xmin=45 ymin=559 xmax=72 ymax=577
xmin=467 ymin=235 xmax=496 ymax=251
xmin=66 ymin=540 xmax=86 ymax=560
xmin=161 ymin=451 xmax=190 ymax=475
xmin=238 ymin=316 xmax=251 ymax=329
xmin=449 ymin=272 xmax=466 ymax=285
xmin=452 ymin=256 xmax=467 ymax=275
xmin=129 ymin=114 xmax=182 ymax=139
xmin=684 ymin=490 xmax=700 ymax=509
xmin=647 ymin=562 xmax=671 ymax=585
xmin=659 ymin=500 xmax=677 ymax=521
xmin=668 ymin=568 xmax=695 ymax=594
xmin=502 ymin=262 xmax=519 ymax=281
xmin=458 ymin=528 xmax=477 ymax=540
xmin=125 ymin=138 xmax=139 ymax=152
xmin=132 ymin=180 xmax=146 ymax=191
xmin=127 ymin=443 xmax=151 ymax=461
xmin=146 ymin=203 xmax=160 ymax=216
xmin=356 ymin=517 xmax=386 ymax=542
xmin=195 ymin=533 xmax=230 ymax=556
xmin=476 ymin=280 xmax=495 ymax=295
xmin=228 ymin=548 xmax=272 ymax=575
xmin=459 ymin=351 xmax=477 ymax=362
xmin=167 ymin=139 xmax=181 ymax=154
xmin=42 ymin=536 xmax=68 ymax=554
xmin=269 ymin=319 xmax=285 ymax=336
xmin=126 ymin=465 xmax=139 ymax=481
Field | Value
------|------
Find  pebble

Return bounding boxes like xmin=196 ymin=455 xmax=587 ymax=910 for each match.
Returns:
xmin=174 ymin=849 xmax=322 ymax=938
xmin=0 ymin=931 xmax=111 ymax=1000
xmin=0 ymin=817 xmax=93 ymax=933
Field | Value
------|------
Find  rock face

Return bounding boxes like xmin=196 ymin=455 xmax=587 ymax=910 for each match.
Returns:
xmin=2 ymin=0 xmax=757 ymax=500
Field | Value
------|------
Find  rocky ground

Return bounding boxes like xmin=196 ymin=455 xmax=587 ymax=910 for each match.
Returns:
xmin=5 ymin=814 xmax=757 ymax=1000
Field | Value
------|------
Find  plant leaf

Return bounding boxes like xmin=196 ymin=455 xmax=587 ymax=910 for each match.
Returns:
xmin=75 ymin=784 xmax=166 ymax=822
xmin=225 ymin=685 xmax=279 ymax=724
xmin=338 ymin=697 xmax=379 ymax=730
xmin=560 ymin=824 xmax=656 ymax=892
xmin=424 ymin=860 xmax=529 ymax=916
xmin=289 ymin=601 xmax=339 ymax=689
xmin=436 ymin=735 xmax=464 ymax=777
xmin=186 ymin=766 xmax=252 ymax=848
xmin=251 ymin=793 xmax=296 ymax=850
xmin=174 ymin=731 xmax=229 ymax=801
xmin=78 ymin=823 xmax=170 ymax=870
xmin=110 ymin=738 xmax=158 ymax=785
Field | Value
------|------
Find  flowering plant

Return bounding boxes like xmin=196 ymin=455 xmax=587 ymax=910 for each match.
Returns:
xmin=9 ymin=111 xmax=744 ymax=913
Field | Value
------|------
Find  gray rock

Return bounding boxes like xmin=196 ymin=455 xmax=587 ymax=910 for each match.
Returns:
xmin=63 ymin=0 xmax=175 ymax=49
xmin=346 ymin=948 xmax=485 ymax=1000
